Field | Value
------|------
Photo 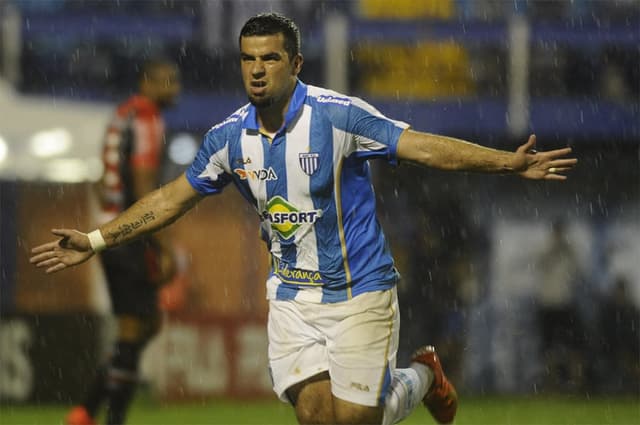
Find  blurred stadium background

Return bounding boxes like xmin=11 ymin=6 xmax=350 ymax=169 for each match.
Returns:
xmin=0 ymin=0 xmax=638 ymax=424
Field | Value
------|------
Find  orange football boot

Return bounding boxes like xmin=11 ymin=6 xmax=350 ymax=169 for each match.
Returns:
xmin=65 ymin=406 xmax=97 ymax=425
xmin=411 ymin=345 xmax=458 ymax=424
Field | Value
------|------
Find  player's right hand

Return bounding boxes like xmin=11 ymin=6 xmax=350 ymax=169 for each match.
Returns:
xmin=30 ymin=229 xmax=95 ymax=273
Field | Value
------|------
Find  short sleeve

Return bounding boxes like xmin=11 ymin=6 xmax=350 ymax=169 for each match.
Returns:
xmin=326 ymin=95 xmax=409 ymax=165
xmin=185 ymin=129 xmax=233 ymax=195
xmin=349 ymin=97 xmax=409 ymax=165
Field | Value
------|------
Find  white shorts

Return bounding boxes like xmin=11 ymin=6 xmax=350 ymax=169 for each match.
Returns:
xmin=268 ymin=287 xmax=399 ymax=407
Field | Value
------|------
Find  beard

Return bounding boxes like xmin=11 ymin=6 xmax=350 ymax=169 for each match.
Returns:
xmin=247 ymin=86 xmax=291 ymax=110
xmin=156 ymin=96 xmax=177 ymax=110
xmin=247 ymin=93 xmax=275 ymax=109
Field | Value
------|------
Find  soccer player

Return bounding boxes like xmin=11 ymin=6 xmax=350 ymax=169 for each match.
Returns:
xmin=65 ymin=59 xmax=181 ymax=425
xmin=32 ymin=13 xmax=576 ymax=425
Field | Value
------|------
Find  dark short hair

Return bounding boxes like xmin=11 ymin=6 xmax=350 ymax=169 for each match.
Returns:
xmin=139 ymin=58 xmax=176 ymax=82
xmin=239 ymin=13 xmax=301 ymax=60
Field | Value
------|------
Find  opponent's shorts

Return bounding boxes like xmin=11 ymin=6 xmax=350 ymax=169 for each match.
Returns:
xmin=268 ymin=287 xmax=399 ymax=407
xmin=100 ymin=238 xmax=160 ymax=317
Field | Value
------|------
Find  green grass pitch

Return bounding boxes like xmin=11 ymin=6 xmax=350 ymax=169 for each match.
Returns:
xmin=1 ymin=395 xmax=638 ymax=424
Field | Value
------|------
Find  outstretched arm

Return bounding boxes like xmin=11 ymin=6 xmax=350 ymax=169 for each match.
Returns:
xmin=30 ymin=173 xmax=203 ymax=273
xmin=396 ymin=131 xmax=577 ymax=180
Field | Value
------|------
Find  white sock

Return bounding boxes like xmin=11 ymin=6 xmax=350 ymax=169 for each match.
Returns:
xmin=382 ymin=365 xmax=434 ymax=425
xmin=409 ymin=360 xmax=434 ymax=394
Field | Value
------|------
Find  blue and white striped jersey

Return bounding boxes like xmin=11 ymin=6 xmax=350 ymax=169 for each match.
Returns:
xmin=186 ymin=81 xmax=409 ymax=303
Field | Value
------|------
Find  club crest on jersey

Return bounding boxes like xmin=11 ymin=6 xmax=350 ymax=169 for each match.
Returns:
xmin=234 ymin=167 xmax=278 ymax=181
xmin=262 ymin=196 xmax=322 ymax=240
xmin=299 ymin=152 xmax=320 ymax=176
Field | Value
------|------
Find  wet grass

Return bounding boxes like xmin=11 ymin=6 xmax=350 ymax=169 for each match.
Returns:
xmin=0 ymin=394 xmax=638 ymax=424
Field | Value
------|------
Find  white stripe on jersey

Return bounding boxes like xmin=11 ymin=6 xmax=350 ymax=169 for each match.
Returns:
xmin=266 ymin=274 xmax=323 ymax=302
xmin=239 ymin=129 xmax=267 ymax=210
xmin=238 ymin=129 xmax=275 ymax=253
xmin=332 ymin=126 xmax=351 ymax=158
xmin=350 ymin=96 xmax=409 ymax=129
xmin=197 ymin=143 xmax=230 ymax=182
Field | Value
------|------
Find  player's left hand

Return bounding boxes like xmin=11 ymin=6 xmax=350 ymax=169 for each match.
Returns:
xmin=30 ymin=229 xmax=95 ymax=273
xmin=513 ymin=135 xmax=578 ymax=180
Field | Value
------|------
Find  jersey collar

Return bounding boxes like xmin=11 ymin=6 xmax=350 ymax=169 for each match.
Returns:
xmin=243 ymin=80 xmax=307 ymax=133
xmin=130 ymin=94 xmax=160 ymax=115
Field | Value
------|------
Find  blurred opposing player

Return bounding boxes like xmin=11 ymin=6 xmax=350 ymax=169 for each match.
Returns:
xmin=66 ymin=58 xmax=181 ymax=425
xmin=33 ymin=13 xmax=576 ymax=425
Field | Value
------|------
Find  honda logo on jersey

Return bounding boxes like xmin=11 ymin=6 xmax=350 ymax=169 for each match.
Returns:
xmin=299 ymin=152 xmax=319 ymax=176
xmin=234 ymin=167 xmax=278 ymax=181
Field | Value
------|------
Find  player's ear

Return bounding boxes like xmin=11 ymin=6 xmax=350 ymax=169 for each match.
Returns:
xmin=291 ymin=53 xmax=303 ymax=76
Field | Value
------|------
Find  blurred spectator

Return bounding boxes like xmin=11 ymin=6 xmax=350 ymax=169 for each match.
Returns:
xmin=534 ymin=218 xmax=586 ymax=392
xmin=564 ymin=46 xmax=600 ymax=98
xmin=596 ymin=276 xmax=640 ymax=394
xmin=599 ymin=61 xmax=629 ymax=103
xmin=530 ymin=44 xmax=571 ymax=97
xmin=565 ymin=44 xmax=639 ymax=102
xmin=597 ymin=46 xmax=640 ymax=103
xmin=397 ymin=191 xmax=480 ymax=385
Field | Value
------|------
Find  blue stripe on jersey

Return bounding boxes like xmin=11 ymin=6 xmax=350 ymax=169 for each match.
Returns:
xmin=308 ymin=104 xmax=348 ymax=302
xmin=321 ymin=285 xmax=348 ymax=303
xmin=275 ymin=283 xmax=300 ymax=300
xmin=327 ymin=101 xmax=404 ymax=165
xmin=340 ymin=155 xmax=398 ymax=295
xmin=345 ymin=103 xmax=404 ymax=162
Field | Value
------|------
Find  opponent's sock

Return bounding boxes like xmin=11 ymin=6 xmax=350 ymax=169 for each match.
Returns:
xmin=105 ymin=372 xmax=137 ymax=425
xmin=382 ymin=366 xmax=434 ymax=425
xmin=104 ymin=342 xmax=141 ymax=425
xmin=82 ymin=366 xmax=108 ymax=417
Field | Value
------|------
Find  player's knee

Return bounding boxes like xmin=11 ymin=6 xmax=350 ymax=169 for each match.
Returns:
xmin=117 ymin=314 xmax=160 ymax=344
xmin=288 ymin=372 xmax=334 ymax=424
xmin=295 ymin=398 xmax=334 ymax=424
xmin=333 ymin=396 xmax=383 ymax=425
xmin=140 ymin=315 xmax=161 ymax=342
xmin=111 ymin=341 xmax=142 ymax=372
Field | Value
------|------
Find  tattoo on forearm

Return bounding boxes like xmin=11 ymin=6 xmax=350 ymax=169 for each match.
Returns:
xmin=107 ymin=211 xmax=156 ymax=242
